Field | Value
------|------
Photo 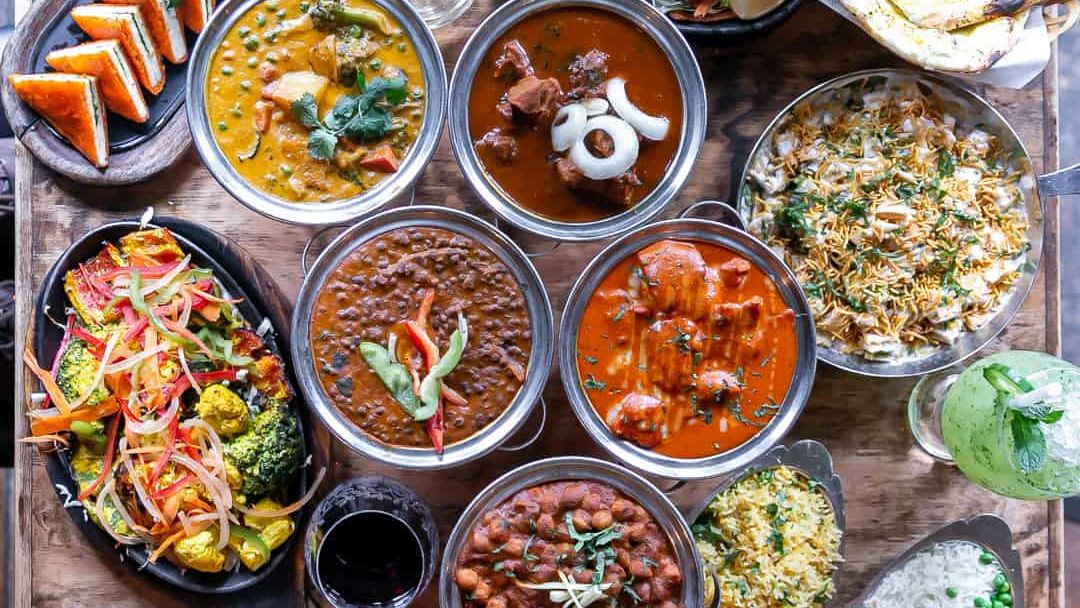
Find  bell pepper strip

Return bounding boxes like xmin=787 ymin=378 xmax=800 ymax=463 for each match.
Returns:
xmin=33 ymin=313 xmax=75 ymax=412
xmin=359 ymin=342 xmax=427 ymax=420
xmin=97 ymin=259 xmax=187 ymax=283
xmin=426 ymin=406 xmax=444 ymax=454
xmin=122 ymin=317 xmax=150 ymax=343
xmin=151 ymin=472 xmax=194 ymax=501
xmin=127 ymin=271 xmax=191 ymax=350
xmin=30 ymin=399 xmax=120 ymax=436
xmin=162 ymin=320 xmax=216 ymax=360
xmin=78 ymin=413 xmax=122 ymax=500
xmin=163 ymin=368 xmax=239 ymax=402
xmin=19 ymin=434 xmax=70 ymax=448
xmin=403 ymin=321 xmax=440 ymax=370
xmin=415 ymin=289 xmax=434 ymax=326
xmin=230 ymin=525 xmax=271 ymax=562
xmin=417 ymin=329 xmax=465 ymax=418
xmin=23 ymin=346 xmax=72 ymax=415
xmin=148 ymin=412 xmax=180 ymax=485
xmin=72 ymin=326 xmax=108 ymax=357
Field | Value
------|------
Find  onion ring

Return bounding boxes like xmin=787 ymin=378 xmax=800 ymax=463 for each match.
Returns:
xmin=581 ymin=98 xmax=610 ymax=116
xmin=551 ymin=103 xmax=587 ymax=152
xmin=606 ymin=77 xmax=670 ymax=141
xmin=569 ymin=115 xmax=639 ymax=181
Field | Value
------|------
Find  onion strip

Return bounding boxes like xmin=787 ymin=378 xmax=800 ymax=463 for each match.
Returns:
xmin=121 ymin=439 xmax=164 ymax=523
xmin=67 ymin=332 xmax=121 ymax=411
xmin=552 ymin=103 xmax=587 ymax=152
xmin=95 ymin=478 xmax=143 ymax=546
xmin=170 ymin=453 xmax=232 ymax=548
xmin=236 ymin=467 xmax=327 ymax=518
xmin=569 ymin=115 xmax=639 ymax=181
xmin=103 ymin=342 xmax=170 ymax=375
xmin=606 ymin=77 xmax=670 ymax=141
xmin=126 ymin=396 xmax=180 ymax=436
xmin=178 ymin=348 xmax=202 ymax=396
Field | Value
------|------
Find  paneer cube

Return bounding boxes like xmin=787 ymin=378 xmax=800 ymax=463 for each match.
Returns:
xmin=266 ymin=70 xmax=329 ymax=111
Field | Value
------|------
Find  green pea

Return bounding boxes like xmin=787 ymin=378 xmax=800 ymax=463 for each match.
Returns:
xmin=221 ymin=65 xmax=234 ymax=75
xmin=217 ymin=121 xmax=228 ymax=131
xmin=299 ymin=1 xmax=310 ymax=11
xmin=240 ymin=80 xmax=252 ymax=90
xmin=246 ymin=56 xmax=259 ymax=68
xmin=264 ymin=31 xmax=278 ymax=43
xmin=945 ymin=588 xmax=958 ymax=599
xmin=980 ymin=552 xmax=995 ymax=565
xmin=992 ymin=574 xmax=1007 ymax=591
xmin=992 ymin=602 xmax=1005 ymax=608
xmin=368 ymin=58 xmax=382 ymax=71
xmin=276 ymin=8 xmax=287 ymax=18
xmin=230 ymin=105 xmax=242 ymax=117
xmin=397 ymin=42 xmax=406 ymax=52
xmin=974 ymin=598 xmax=989 ymax=608
xmin=244 ymin=37 xmax=259 ymax=51
xmin=266 ymin=52 xmax=278 ymax=63
xmin=280 ymin=164 xmax=293 ymax=177
xmin=997 ymin=593 xmax=1012 ymax=606
xmin=238 ymin=26 xmax=251 ymax=37
xmin=254 ymin=12 xmax=266 ymax=27
xmin=410 ymin=87 xmax=424 ymax=100
xmin=265 ymin=0 xmax=278 ymax=9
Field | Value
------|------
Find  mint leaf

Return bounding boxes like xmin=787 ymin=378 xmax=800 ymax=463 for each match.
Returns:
xmin=1011 ymin=414 xmax=1047 ymax=473
xmin=307 ymin=128 xmax=337 ymax=161
xmin=290 ymin=93 xmax=321 ymax=130
xmin=1014 ymin=399 xmax=1054 ymax=421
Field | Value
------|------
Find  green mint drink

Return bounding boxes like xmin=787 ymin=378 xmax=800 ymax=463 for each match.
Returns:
xmin=941 ymin=351 xmax=1080 ymax=500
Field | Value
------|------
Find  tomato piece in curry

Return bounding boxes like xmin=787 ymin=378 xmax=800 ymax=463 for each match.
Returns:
xmin=576 ymin=239 xmax=797 ymax=459
xmin=206 ymin=0 xmax=426 ymax=203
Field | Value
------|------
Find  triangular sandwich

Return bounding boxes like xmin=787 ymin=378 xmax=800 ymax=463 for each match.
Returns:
xmin=71 ymin=5 xmax=165 ymax=95
xmin=102 ymin=0 xmax=188 ymax=63
xmin=9 ymin=73 xmax=110 ymax=168
xmin=46 ymin=40 xmax=150 ymax=123
xmin=178 ymin=0 xmax=214 ymax=33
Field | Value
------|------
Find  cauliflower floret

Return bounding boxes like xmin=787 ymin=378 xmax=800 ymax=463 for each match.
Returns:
xmin=196 ymin=384 xmax=250 ymax=437
xmin=173 ymin=529 xmax=226 ymax=573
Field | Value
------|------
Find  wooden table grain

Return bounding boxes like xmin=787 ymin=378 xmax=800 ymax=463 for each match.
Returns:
xmin=11 ymin=3 xmax=1066 ymax=607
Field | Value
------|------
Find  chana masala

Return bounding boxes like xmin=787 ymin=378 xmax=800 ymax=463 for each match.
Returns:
xmin=455 ymin=481 xmax=684 ymax=607
xmin=576 ymin=239 xmax=797 ymax=459
xmin=469 ymin=7 xmax=683 ymax=223
xmin=309 ymin=227 xmax=531 ymax=452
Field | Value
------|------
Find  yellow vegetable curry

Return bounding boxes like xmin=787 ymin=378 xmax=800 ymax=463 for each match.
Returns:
xmin=206 ymin=0 xmax=426 ymax=203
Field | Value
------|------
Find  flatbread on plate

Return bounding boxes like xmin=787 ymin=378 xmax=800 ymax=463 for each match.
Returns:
xmin=891 ymin=0 xmax=1031 ymax=30
xmin=840 ymin=0 xmax=1026 ymax=72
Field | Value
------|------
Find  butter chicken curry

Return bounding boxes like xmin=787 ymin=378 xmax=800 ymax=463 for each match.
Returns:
xmin=469 ymin=7 xmax=683 ymax=223
xmin=576 ymin=240 xmax=797 ymax=459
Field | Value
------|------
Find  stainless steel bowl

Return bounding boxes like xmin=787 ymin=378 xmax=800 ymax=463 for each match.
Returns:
xmin=438 ymin=456 xmax=705 ymax=607
xmin=447 ymin=0 xmax=708 ymax=242
xmin=735 ymin=68 xmax=1080 ymax=378
xmin=850 ymin=514 xmax=1024 ymax=608
xmin=186 ymin=0 xmax=447 ymax=226
xmin=290 ymin=205 xmax=554 ymax=469
xmin=687 ymin=440 xmax=846 ymax=608
xmin=559 ymin=211 xmax=817 ymax=480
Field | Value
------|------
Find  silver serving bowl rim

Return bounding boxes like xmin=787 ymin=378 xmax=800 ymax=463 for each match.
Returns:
xmin=558 ymin=218 xmax=818 ymax=480
xmin=438 ymin=456 xmax=705 ymax=607
xmin=186 ymin=0 xmax=448 ymax=226
xmin=735 ymin=68 xmax=1044 ymax=378
xmin=686 ymin=440 xmax=847 ymax=607
xmin=447 ymin=0 xmax=708 ymax=242
xmin=849 ymin=514 xmax=1024 ymax=608
xmin=289 ymin=205 xmax=554 ymax=469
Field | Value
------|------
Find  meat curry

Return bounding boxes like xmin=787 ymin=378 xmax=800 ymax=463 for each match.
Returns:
xmin=206 ymin=0 xmax=426 ymax=203
xmin=576 ymin=240 xmax=797 ymax=459
xmin=469 ymin=7 xmax=683 ymax=223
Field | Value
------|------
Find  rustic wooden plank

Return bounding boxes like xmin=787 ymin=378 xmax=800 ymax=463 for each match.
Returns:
xmin=12 ymin=2 xmax=1064 ymax=607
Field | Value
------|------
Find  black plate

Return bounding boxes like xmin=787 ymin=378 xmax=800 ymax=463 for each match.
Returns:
xmin=659 ymin=0 xmax=804 ymax=37
xmin=32 ymin=217 xmax=313 ymax=594
xmin=29 ymin=0 xmax=195 ymax=152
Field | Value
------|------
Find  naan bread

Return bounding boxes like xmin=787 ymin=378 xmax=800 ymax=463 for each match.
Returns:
xmin=840 ymin=0 xmax=1026 ymax=72
xmin=891 ymin=0 xmax=1031 ymax=30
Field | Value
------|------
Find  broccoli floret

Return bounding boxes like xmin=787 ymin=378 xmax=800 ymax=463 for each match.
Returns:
xmin=223 ymin=403 xmax=303 ymax=498
xmin=310 ymin=0 xmax=397 ymax=35
xmin=335 ymin=36 xmax=379 ymax=84
xmin=57 ymin=339 xmax=109 ymax=406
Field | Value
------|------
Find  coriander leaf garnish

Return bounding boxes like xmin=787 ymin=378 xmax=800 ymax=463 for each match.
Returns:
xmin=289 ymin=76 xmax=408 ymax=160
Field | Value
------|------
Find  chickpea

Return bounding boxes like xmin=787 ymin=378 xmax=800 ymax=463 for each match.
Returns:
xmin=471 ymin=530 xmax=493 ymax=553
xmin=455 ymin=568 xmax=479 ymax=590
xmin=571 ymin=509 xmax=592 ymax=532
xmin=501 ymin=537 xmax=524 ymax=558
xmin=591 ymin=510 xmax=614 ymax=530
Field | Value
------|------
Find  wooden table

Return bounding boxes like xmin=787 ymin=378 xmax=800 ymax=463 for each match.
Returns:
xmin=11 ymin=3 xmax=1066 ymax=607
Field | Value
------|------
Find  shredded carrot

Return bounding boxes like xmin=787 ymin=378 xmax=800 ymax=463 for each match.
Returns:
xmin=30 ymin=398 xmax=119 ymax=436
xmin=416 ymin=289 xmax=435 ymax=325
xmin=19 ymin=434 xmax=70 ymax=448
xmin=148 ymin=524 xmax=200 ymax=564
xmin=23 ymin=347 xmax=71 ymax=414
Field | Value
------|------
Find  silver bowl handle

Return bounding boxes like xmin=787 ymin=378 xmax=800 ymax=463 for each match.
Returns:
xmin=300 ymin=226 xmax=348 ymax=276
xmin=1037 ymin=162 xmax=1080 ymax=197
xmin=679 ymin=200 xmax=747 ymax=231
xmin=498 ymin=397 xmax=548 ymax=452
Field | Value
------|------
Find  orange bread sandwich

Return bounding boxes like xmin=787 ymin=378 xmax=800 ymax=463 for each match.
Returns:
xmin=46 ymin=40 xmax=149 ymax=123
xmin=102 ymin=0 xmax=188 ymax=63
xmin=9 ymin=73 xmax=109 ymax=168
xmin=178 ymin=0 xmax=214 ymax=33
xmin=71 ymin=5 xmax=165 ymax=95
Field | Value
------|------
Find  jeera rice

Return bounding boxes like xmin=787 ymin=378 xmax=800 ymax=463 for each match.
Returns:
xmin=693 ymin=465 xmax=842 ymax=607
